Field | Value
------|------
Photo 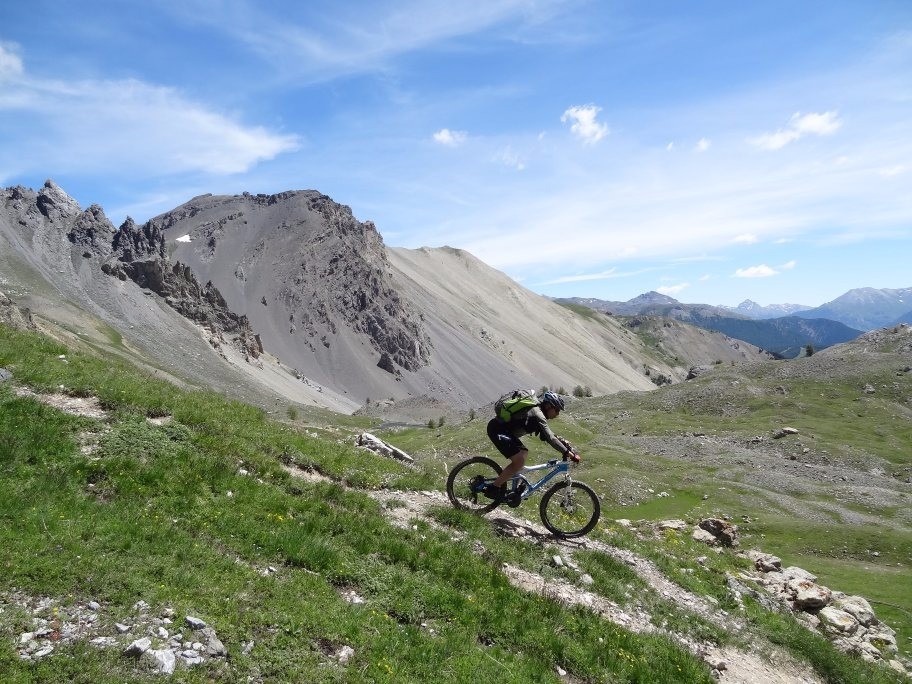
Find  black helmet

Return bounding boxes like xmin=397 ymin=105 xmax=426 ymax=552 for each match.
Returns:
xmin=540 ymin=391 xmax=564 ymax=412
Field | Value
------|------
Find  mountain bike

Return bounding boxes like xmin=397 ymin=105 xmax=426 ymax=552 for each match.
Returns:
xmin=446 ymin=453 xmax=601 ymax=538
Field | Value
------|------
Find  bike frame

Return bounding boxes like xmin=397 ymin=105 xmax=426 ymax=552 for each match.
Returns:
xmin=506 ymin=458 xmax=571 ymax=502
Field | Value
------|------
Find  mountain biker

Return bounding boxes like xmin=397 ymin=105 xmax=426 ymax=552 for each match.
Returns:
xmin=482 ymin=391 xmax=578 ymax=500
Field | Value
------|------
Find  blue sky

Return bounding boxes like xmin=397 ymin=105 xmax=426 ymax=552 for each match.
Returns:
xmin=2 ymin=1 xmax=910 ymax=307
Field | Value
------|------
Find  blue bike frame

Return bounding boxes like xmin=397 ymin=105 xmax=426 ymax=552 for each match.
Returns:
xmin=505 ymin=458 xmax=570 ymax=502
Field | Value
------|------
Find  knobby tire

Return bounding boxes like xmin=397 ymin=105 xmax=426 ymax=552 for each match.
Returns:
xmin=446 ymin=456 xmax=503 ymax=514
xmin=539 ymin=480 xmax=600 ymax=538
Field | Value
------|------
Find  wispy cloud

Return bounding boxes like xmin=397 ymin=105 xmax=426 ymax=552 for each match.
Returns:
xmin=0 ymin=43 xmax=23 ymax=79
xmin=0 ymin=46 xmax=299 ymax=178
xmin=734 ymin=264 xmax=777 ymax=278
xmin=733 ymin=260 xmax=795 ymax=278
xmin=493 ymin=146 xmax=525 ymax=170
xmin=748 ymin=111 xmax=842 ymax=150
xmin=178 ymin=1 xmax=570 ymax=83
xmin=561 ymin=104 xmax=609 ymax=144
xmin=878 ymin=164 xmax=906 ymax=178
xmin=433 ymin=128 xmax=467 ymax=147
xmin=733 ymin=233 xmax=758 ymax=244
xmin=695 ymin=137 xmax=711 ymax=152
xmin=541 ymin=268 xmax=618 ymax=284
xmin=657 ymin=282 xmax=689 ymax=296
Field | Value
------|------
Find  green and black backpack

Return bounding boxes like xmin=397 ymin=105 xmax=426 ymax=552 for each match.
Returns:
xmin=494 ymin=389 xmax=538 ymax=423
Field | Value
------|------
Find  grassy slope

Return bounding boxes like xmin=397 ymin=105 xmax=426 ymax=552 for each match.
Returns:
xmin=0 ymin=325 xmax=716 ymax=683
xmin=0 ymin=324 xmax=907 ymax=683
xmin=389 ymin=357 xmax=912 ymax=665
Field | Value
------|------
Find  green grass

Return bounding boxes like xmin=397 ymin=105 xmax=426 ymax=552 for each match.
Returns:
xmin=1 ymin=324 xmax=718 ymax=682
xmin=1 ymin=322 xmax=908 ymax=682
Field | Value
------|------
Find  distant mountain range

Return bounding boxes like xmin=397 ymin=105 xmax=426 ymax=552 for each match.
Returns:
xmin=722 ymin=300 xmax=813 ymax=319
xmin=792 ymin=287 xmax=912 ymax=330
xmin=556 ymin=290 xmax=894 ymax=358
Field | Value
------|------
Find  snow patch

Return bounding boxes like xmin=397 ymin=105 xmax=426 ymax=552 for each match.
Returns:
xmin=176 ymin=234 xmax=191 ymax=243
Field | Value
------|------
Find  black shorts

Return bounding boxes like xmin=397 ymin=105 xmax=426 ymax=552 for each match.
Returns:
xmin=486 ymin=418 xmax=526 ymax=459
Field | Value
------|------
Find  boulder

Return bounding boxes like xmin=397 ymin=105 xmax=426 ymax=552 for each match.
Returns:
xmin=658 ymin=519 xmax=688 ymax=531
xmin=692 ymin=528 xmax=718 ymax=545
xmin=356 ymin=433 xmax=414 ymax=463
xmin=834 ymin=595 xmax=876 ymax=626
xmin=698 ymin=518 xmax=738 ymax=547
xmin=781 ymin=566 xmax=817 ymax=583
xmin=788 ymin=579 xmax=831 ymax=610
xmin=746 ymin=550 xmax=782 ymax=572
xmin=818 ymin=606 xmax=859 ymax=634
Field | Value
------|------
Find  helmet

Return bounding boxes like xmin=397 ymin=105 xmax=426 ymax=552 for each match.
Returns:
xmin=540 ymin=391 xmax=564 ymax=412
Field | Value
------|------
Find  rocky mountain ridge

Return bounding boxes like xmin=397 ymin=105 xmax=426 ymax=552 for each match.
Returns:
xmin=0 ymin=181 xmax=780 ymax=414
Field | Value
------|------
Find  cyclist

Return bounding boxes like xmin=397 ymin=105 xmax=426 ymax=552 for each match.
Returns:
xmin=481 ymin=390 xmax=578 ymax=501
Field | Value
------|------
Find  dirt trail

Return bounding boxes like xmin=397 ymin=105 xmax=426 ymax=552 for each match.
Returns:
xmin=285 ymin=464 xmax=823 ymax=683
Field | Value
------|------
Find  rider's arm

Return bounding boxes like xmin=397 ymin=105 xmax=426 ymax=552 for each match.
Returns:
xmin=529 ymin=409 xmax=573 ymax=456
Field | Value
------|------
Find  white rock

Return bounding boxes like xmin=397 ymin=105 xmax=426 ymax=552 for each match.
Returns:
xmin=789 ymin=579 xmax=831 ymax=610
xmin=782 ymin=566 xmax=817 ymax=583
xmin=33 ymin=645 xmax=54 ymax=658
xmin=818 ymin=607 xmax=858 ymax=634
xmin=552 ymin=555 xmax=564 ymax=567
xmin=658 ymin=519 xmax=687 ymax=531
xmin=692 ymin=528 xmax=718 ymax=545
xmin=834 ymin=596 xmax=876 ymax=626
xmin=336 ymin=645 xmax=355 ymax=664
xmin=123 ymin=637 xmax=152 ymax=656
xmin=888 ymin=660 xmax=907 ymax=675
xmin=150 ymin=648 xmax=176 ymax=674
xmin=115 ymin=623 xmax=131 ymax=633
xmin=90 ymin=636 xmax=118 ymax=648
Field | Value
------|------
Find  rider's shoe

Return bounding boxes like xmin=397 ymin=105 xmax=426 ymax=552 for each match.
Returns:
xmin=469 ymin=475 xmax=486 ymax=493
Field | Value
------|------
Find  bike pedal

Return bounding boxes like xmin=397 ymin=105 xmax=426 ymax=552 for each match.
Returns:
xmin=505 ymin=492 xmax=522 ymax=508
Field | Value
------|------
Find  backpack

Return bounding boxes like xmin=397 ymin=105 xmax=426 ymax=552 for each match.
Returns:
xmin=494 ymin=389 xmax=538 ymax=423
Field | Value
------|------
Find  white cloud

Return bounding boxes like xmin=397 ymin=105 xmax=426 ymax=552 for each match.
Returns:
xmin=433 ymin=128 xmax=468 ymax=147
xmin=734 ymin=264 xmax=778 ymax=278
xmin=666 ymin=142 xmax=675 ymax=151
xmin=0 ymin=43 xmax=23 ymax=80
xmin=657 ymin=282 xmax=689 ymax=296
xmin=494 ymin=147 xmax=525 ymax=170
xmin=543 ymin=268 xmax=618 ymax=284
xmin=561 ymin=104 xmax=609 ymax=144
xmin=695 ymin=138 xmax=711 ymax=152
xmin=0 ymin=53 xmax=299 ymax=177
xmin=878 ymin=165 xmax=906 ymax=177
xmin=749 ymin=111 xmax=842 ymax=150
xmin=733 ymin=233 xmax=758 ymax=244
xmin=780 ymin=260 xmax=797 ymax=270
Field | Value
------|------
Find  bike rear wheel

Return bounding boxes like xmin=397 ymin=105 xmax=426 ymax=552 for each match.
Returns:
xmin=446 ymin=456 xmax=503 ymax=513
xmin=539 ymin=481 xmax=600 ymax=538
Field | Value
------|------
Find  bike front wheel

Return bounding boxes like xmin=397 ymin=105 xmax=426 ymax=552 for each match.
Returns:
xmin=539 ymin=481 xmax=601 ymax=538
xmin=446 ymin=456 xmax=503 ymax=513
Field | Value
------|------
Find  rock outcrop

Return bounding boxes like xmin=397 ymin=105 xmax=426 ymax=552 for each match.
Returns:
xmin=741 ymin=551 xmax=905 ymax=671
xmin=159 ymin=190 xmax=431 ymax=373
xmin=102 ymin=218 xmax=262 ymax=359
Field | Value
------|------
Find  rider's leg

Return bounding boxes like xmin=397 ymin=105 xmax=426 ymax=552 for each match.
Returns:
xmin=493 ymin=449 xmax=527 ymax=487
